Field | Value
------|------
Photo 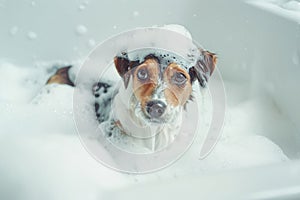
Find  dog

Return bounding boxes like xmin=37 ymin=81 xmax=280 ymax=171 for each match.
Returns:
xmin=47 ymin=49 xmax=217 ymax=152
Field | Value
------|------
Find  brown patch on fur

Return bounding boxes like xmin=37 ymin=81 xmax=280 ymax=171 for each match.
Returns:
xmin=132 ymin=58 xmax=160 ymax=109
xmin=164 ymin=63 xmax=192 ymax=107
xmin=46 ymin=66 xmax=74 ymax=86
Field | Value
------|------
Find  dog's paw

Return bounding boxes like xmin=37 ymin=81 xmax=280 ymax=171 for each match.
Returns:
xmin=92 ymin=82 xmax=112 ymax=96
xmin=93 ymin=81 xmax=115 ymax=123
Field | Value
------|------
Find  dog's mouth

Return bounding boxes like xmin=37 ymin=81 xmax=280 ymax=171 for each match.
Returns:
xmin=144 ymin=114 xmax=167 ymax=124
xmin=138 ymin=108 xmax=167 ymax=124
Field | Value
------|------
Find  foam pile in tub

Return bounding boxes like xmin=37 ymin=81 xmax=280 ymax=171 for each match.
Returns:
xmin=0 ymin=25 xmax=288 ymax=200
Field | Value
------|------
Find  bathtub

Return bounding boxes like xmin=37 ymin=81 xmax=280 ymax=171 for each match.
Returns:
xmin=0 ymin=0 xmax=299 ymax=199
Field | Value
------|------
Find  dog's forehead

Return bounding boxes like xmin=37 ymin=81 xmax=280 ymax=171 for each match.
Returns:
xmin=126 ymin=48 xmax=199 ymax=72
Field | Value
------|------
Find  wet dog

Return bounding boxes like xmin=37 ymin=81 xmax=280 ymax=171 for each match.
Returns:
xmin=47 ymin=49 xmax=216 ymax=151
xmin=92 ymin=49 xmax=217 ymax=151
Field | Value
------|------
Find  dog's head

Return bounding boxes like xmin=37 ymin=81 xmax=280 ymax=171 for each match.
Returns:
xmin=114 ymin=49 xmax=217 ymax=124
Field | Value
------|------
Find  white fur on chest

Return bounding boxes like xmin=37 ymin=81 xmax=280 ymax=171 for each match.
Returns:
xmin=103 ymin=79 xmax=183 ymax=152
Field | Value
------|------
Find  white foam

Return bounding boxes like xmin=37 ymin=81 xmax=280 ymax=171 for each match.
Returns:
xmin=0 ymin=24 xmax=292 ymax=199
xmin=0 ymin=62 xmax=42 ymax=102
xmin=0 ymin=60 xmax=290 ymax=199
xmin=162 ymin=24 xmax=193 ymax=40
xmin=111 ymin=25 xmax=199 ymax=71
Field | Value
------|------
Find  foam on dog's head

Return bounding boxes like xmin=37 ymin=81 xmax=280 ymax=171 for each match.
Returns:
xmin=114 ymin=48 xmax=217 ymax=89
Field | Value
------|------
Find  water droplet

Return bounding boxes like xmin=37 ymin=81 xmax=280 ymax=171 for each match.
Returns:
xmin=292 ymin=50 xmax=299 ymax=65
xmin=10 ymin=26 xmax=19 ymax=35
xmin=31 ymin=1 xmax=36 ymax=6
xmin=78 ymin=4 xmax=85 ymax=10
xmin=27 ymin=31 xmax=37 ymax=40
xmin=113 ymin=25 xmax=117 ymax=29
xmin=193 ymin=14 xmax=197 ymax=17
xmin=133 ymin=11 xmax=139 ymax=17
xmin=88 ymin=39 xmax=96 ymax=47
xmin=75 ymin=25 xmax=87 ymax=35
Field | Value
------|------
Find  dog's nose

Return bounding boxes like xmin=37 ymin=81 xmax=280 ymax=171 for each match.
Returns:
xmin=146 ymin=100 xmax=166 ymax=119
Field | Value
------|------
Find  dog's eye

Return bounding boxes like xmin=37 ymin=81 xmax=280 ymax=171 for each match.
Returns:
xmin=172 ymin=72 xmax=187 ymax=86
xmin=137 ymin=68 xmax=148 ymax=80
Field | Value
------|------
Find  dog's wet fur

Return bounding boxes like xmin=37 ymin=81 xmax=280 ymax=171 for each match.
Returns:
xmin=46 ymin=50 xmax=217 ymax=148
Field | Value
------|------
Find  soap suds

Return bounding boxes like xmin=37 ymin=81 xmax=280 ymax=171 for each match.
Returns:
xmin=0 ymin=59 xmax=290 ymax=200
xmin=0 ymin=24 xmax=293 ymax=200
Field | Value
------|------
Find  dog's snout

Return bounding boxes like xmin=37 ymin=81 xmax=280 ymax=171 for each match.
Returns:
xmin=146 ymin=100 xmax=166 ymax=119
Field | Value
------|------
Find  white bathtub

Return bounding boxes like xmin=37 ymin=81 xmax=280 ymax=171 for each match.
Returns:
xmin=0 ymin=0 xmax=299 ymax=199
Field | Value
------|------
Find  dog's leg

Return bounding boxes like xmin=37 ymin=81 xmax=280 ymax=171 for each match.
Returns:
xmin=46 ymin=66 xmax=74 ymax=86
xmin=93 ymin=81 xmax=116 ymax=123
xmin=46 ymin=66 xmax=116 ymax=124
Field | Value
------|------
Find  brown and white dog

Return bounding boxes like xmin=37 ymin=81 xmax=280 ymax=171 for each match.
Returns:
xmin=94 ymin=49 xmax=217 ymax=151
xmin=47 ymin=49 xmax=217 ymax=152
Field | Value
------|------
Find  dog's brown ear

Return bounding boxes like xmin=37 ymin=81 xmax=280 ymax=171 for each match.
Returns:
xmin=114 ymin=53 xmax=139 ymax=88
xmin=189 ymin=50 xmax=217 ymax=87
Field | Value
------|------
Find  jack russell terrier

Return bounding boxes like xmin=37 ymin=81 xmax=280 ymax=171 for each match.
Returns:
xmin=47 ymin=49 xmax=217 ymax=152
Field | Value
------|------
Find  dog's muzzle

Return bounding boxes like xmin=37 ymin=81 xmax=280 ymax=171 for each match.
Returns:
xmin=146 ymin=100 xmax=166 ymax=119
